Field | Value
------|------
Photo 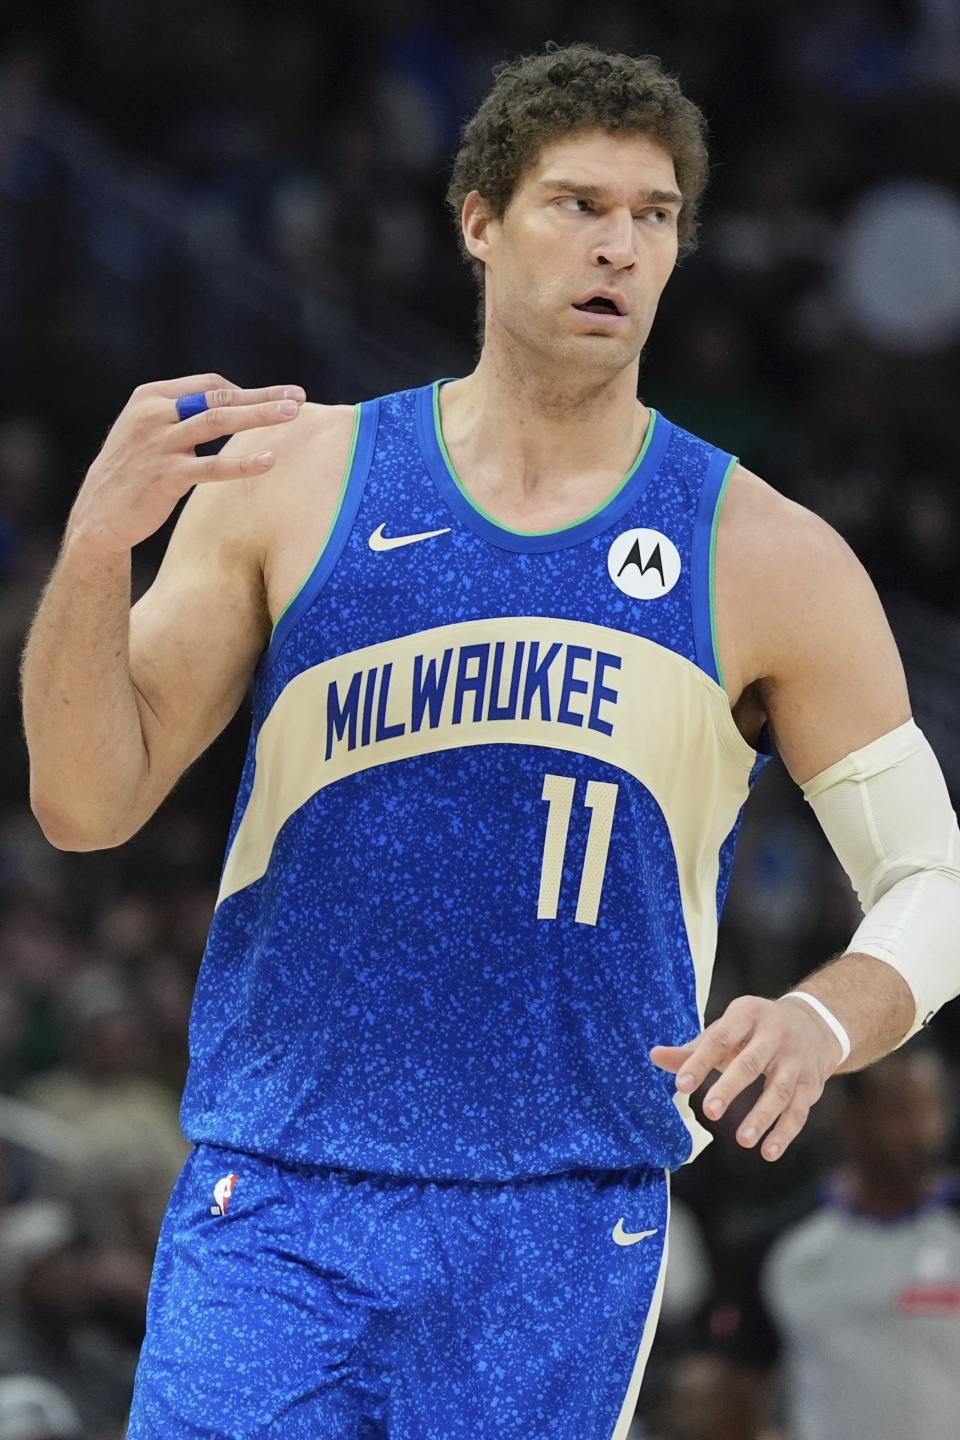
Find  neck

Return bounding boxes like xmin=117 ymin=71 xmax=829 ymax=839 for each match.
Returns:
xmin=440 ymin=337 xmax=648 ymax=501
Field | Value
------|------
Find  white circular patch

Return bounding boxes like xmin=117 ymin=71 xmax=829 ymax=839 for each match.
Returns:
xmin=607 ymin=528 xmax=682 ymax=599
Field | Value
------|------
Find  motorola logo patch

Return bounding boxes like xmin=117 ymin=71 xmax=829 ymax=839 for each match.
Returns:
xmin=607 ymin=529 xmax=681 ymax=599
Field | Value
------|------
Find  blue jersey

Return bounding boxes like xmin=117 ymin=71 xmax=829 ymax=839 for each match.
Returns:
xmin=180 ymin=381 xmax=769 ymax=1181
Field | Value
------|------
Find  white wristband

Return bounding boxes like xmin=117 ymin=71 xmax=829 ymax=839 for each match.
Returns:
xmin=781 ymin=991 xmax=852 ymax=1065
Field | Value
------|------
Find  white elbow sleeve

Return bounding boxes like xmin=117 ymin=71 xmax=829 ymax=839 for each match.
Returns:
xmin=801 ymin=720 xmax=960 ymax=1041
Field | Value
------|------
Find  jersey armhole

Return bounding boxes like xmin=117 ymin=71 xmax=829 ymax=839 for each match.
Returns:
xmin=258 ymin=399 xmax=380 ymax=675
xmin=691 ymin=451 xmax=738 ymax=689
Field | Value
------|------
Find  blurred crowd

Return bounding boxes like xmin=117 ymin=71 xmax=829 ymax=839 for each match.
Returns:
xmin=0 ymin=2 xmax=959 ymax=1437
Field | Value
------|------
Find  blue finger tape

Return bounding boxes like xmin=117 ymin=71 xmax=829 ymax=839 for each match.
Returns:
xmin=176 ymin=392 xmax=210 ymax=422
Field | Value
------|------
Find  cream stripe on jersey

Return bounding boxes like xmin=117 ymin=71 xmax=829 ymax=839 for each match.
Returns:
xmin=221 ymin=612 xmax=753 ymax=1010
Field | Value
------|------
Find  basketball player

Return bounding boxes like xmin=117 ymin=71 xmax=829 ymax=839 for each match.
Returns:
xmin=20 ymin=42 xmax=960 ymax=1440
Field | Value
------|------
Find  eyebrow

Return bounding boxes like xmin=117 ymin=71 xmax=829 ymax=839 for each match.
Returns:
xmin=539 ymin=179 xmax=683 ymax=207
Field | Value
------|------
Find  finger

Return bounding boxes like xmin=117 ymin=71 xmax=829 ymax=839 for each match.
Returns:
xmin=672 ymin=1001 xmax=759 ymax=1097
xmin=757 ymin=1091 xmax=814 ymax=1162
xmin=649 ymin=1042 xmax=697 ymax=1074
xmin=730 ymin=1069 xmax=802 ymax=1147
xmin=190 ymin=448 xmax=279 ymax=484
xmin=199 ymin=383 xmax=306 ymax=415
xmin=136 ymin=373 xmax=237 ymax=399
xmin=135 ymin=375 xmax=305 ymax=403
xmin=175 ymin=398 xmax=304 ymax=446
xmin=700 ymin=1038 xmax=777 ymax=1121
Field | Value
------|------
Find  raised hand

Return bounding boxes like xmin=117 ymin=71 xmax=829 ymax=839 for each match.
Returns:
xmin=67 ymin=373 xmax=306 ymax=559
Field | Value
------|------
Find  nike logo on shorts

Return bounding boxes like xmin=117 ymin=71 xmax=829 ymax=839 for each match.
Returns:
xmin=369 ymin=523 xmax=452 ymax=551
xmin=611 ymin=1218 xmax=658 ymax=1247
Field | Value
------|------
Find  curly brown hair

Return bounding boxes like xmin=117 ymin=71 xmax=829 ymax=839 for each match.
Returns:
xmin=447 ymin=42 xmax=710 ymax=286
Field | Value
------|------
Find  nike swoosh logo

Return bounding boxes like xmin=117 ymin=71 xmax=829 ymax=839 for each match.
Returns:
xmin=611 ymin=1218 xmax=658 ymax=1247
xmin=369 ymin=523 xmax=452 ymax=552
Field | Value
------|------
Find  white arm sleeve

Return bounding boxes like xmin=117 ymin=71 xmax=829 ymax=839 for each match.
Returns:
xmin=801 ymin=719 xmax=960 ymax=1042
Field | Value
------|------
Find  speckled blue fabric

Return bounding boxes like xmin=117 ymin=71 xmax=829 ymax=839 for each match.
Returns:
xmin=127 ymin=1141 xmax=668 ymax=1438
xmin=179 ymin=381 xmax=767 ymax=1181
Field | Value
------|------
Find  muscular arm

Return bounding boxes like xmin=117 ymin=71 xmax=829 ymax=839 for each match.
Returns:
xmin=651 ymin=466 xmax=944 ymax=1158
xmin=718 ymin=469 xmax=916 ymax=1058
xmin=23 ymin=394 xmax=350 ymax=851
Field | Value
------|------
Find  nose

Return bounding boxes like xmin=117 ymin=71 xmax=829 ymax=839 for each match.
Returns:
xmin=593 ymin=207 xmax=636 ymax=270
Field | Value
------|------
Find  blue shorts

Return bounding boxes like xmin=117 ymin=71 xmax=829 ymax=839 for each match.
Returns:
xmin=127 ymin=1142 xmax=669 ymax=1439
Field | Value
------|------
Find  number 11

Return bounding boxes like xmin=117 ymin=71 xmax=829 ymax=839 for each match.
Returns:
xmin=537 ymin=774 xmax=619 ymax=926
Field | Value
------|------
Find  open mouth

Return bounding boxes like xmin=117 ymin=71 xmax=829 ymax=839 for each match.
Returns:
xmin=573 ymin=296 xmax=624 ymax=316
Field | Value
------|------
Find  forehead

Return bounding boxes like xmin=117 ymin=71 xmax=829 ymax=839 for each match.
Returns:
xmin=521 ymin=129 xmax=679 ymax=198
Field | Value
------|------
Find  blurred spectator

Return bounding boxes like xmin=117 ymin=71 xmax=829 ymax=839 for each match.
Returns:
xmin=0 ymin=1198 xmax=146 ymax=1439
xmin=0 ymin=1374 xmax=82 ymax=1440
xmin=707 ymin=1044 xmax=960 ymax=1440
xmin=16 ymin=966 xmax=188 ymax=1252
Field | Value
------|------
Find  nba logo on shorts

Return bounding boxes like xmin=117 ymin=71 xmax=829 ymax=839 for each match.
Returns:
xmin=210 ymin=1173 xmax=239 ymax=1216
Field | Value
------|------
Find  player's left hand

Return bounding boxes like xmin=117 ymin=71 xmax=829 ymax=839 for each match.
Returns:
xmin=649 ymin=994 xmax=846 ymax=1162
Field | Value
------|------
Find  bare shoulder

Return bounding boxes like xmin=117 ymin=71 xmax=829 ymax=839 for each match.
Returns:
xmin=715 ymin=463 xmax=910 ymax=777
xmin=719 ymin=463 xmax=859 ymax=586
xmin=244 ymin=401 xmax=357 ymax=519
xmin=716 ymin=463 xmax=884 ymax=684
xmin=241 ymin=401 xmax=358 ymax=618
xmin=278 ymin=399 xmax=357 ymax=450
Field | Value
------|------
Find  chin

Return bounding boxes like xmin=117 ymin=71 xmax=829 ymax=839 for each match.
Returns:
xmin=559 ymin=332 xmax=639 ymax=367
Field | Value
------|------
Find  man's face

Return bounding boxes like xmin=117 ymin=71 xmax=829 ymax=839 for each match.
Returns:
xmin=470 ymin=129 xmax=682 ymax=375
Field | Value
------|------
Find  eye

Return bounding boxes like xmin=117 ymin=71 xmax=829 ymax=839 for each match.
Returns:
xmin=557 ymin=197 xmax=595 ymax=213
xmin=640 ymin=209 xmax=671 ymax=225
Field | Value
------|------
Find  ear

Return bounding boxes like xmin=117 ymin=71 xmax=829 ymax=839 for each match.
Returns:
xmin=462 ymin=190 xmax=498 ymax=265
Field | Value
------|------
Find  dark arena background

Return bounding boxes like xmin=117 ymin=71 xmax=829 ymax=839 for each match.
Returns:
xmin=1 ymin=3 xmax=959 ymax=1437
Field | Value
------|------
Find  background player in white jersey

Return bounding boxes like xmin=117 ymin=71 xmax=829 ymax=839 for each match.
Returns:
xmin=20 ymin=40 xmax=960 ymax=1440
